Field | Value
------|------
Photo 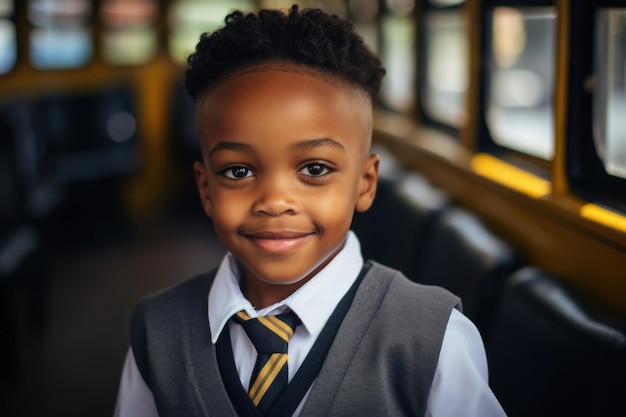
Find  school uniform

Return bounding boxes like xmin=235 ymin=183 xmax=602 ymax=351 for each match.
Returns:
xmin=114 ymin=231 xmax=506 ymax=417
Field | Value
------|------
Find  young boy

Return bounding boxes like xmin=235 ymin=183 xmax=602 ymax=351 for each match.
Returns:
xmin=114 ymin=5 xmax=506 ymax=417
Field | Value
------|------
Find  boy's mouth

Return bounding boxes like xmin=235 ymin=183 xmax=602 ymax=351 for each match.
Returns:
xmin=241 ymin=231 xmax=314 ymax=254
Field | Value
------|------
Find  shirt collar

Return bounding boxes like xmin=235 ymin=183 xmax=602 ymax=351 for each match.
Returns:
xmin=208 ymin=231 xmax=364 ymax=343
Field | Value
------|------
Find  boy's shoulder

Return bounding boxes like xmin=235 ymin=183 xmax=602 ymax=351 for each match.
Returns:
xmin=132 ymin=269 xmax=218 ymax=328
xmin=365 ymin=260 xmax=462 ymax=312
xmin=301 ymin=262 xmax=461 ymax=416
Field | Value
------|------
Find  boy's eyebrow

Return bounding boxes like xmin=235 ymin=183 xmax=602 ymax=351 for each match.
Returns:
xmin=292 ymin=138 xmax=346 ymax=152
xmin=207 ymin=138 xmax=346 ymax=158
xmin=208 ymin=141 xmax=253 ymax=158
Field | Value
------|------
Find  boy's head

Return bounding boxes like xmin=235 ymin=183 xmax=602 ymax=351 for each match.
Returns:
xmin=189 ymin=6 xmax=385 ymax=307
xmin=185 ymin=5 xmax=385 ymax=101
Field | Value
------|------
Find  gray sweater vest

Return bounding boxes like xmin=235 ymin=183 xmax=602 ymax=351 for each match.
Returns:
xmin=131 ymin=261 xmax=460 ymax=417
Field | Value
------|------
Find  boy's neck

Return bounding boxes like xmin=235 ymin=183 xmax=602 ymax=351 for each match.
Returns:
xmin=240 ymin=276 xmax=311 ymax=310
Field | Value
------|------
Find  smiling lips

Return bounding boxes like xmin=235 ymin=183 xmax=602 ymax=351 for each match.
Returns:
xmin=242 ymin=231 xmax=314 ymax=254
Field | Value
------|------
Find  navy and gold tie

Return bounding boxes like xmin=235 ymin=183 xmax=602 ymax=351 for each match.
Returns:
xmin=233 ymin=311 xmax=301 ymax=413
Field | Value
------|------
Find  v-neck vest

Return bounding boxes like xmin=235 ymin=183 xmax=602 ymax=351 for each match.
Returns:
xmin=130 ymin=261 xmax=460 ymax=417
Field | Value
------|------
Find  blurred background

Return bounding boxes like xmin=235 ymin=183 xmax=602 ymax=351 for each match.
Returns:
xmin=1 ymin=0 xmax=625 ymax=416
xmin=0 ymin=0 xmax=258 ymax=415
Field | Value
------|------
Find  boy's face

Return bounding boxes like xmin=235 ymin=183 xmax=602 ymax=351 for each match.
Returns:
xmin=194 ymin=65 xmax=379 ymax=307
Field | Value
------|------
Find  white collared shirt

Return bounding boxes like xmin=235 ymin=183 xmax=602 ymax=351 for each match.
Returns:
xmin=114 ymin=231 xmax=506 ymax=417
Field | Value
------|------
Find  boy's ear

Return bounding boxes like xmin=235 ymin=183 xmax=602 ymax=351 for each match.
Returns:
xmin=355 ymin=153 xmax=380 ymax=212
xmin=194 ymin=161 xmax=213 ymax=218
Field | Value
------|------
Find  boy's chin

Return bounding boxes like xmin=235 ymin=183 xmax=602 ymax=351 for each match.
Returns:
xmin=237 ymin=241 xmax=345 ymax=292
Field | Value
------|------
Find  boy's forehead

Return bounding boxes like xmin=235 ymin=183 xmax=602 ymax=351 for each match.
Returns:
xmin=197 ymin=61 xmax=370 ymax=104
xmin=195 ymin=61 xmax=372 ymax=124
xmin=195 ymin=63 xmax=373 ymax=155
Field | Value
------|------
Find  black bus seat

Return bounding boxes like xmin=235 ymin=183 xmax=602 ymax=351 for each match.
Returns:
xmin=0 ymin=116 xmax=45 ymax=389
xmin=0 ymin=101 xmax=65 ymax=222
xmin=352 ymin=167 xmax=451 ymax=280
xmin=167 ymin=78 xmax=206 ymax=212
xmin=26 ymin=85 xmax=144 ymax=235
xmin=170 ymin=77 xmax=201 ymax=168
xmin=413 ymin=207 xmax=521 ymax=331
xmin=31 ymin=85 xmax=142 ymax=184
xmin=485 ymin=266 xmax=626 ymax=417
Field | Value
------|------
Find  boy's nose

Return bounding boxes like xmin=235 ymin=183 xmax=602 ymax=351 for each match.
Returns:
xmin=251 ymin=178 xmax=298 ymax=216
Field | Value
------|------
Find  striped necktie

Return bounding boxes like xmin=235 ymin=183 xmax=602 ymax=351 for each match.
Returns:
xmin=233 ymin=310 xmax=301 ymax=414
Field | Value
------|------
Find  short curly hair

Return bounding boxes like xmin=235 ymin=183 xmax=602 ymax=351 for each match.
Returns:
xmin=185 ymin=5 xmax=386 ymax=101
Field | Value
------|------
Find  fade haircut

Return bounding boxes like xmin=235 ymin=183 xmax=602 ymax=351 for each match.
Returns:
xmin=185 ymin=5 xmax=386 ymax=101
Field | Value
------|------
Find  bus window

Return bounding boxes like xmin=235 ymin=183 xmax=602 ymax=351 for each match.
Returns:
xmin=100 ymin=0 xmax=158 ymax=66
xmin=567 ymin=2 xmax=626 ymax=212
xmin=259 ymin=0 xmax=308 ymax=8
xmin=305 ymin=0 xmax=348 ymax=16
xmin=258 ymin=1 xmax=346 ymax=15
xmin=420 ymin=0 xmax=468 ymax=129
xmin=593 ymin=8 xmax=626 ymax=180
xmin=168 ymin=0 xmax=254 ymax=65
xmin=380 ymin=0 xmax=416 ymax=113
xmin=315 ymin=0 xmax=348 ymax=16
xmin=348 ymin=0 xmax=379 ymax=54
xmin=485 ymin=6 xmax=556 ymax=160
xmin=0 ymin=0 xmax=15 ymax=74
xmin=28 ymin=0 xmax=93 ymax=69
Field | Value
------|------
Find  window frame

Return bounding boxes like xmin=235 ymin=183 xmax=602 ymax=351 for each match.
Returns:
xmin=377 ymin=0 xmax=418 ymax=114
xmin=476 ymin=0 xmax=556 ymax=175
xmin=416 ymin=0 xmax=467 ymax=137
xmin=567 ymin=0 xmax=626 ymax=212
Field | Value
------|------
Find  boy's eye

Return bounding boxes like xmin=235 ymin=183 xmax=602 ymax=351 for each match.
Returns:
xmin=300 ymin=163 xmax=331 ymax=177
xmin=222 ymin=166 xmax=253 ymax=179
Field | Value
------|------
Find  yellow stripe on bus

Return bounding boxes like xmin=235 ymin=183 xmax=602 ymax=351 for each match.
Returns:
xmin=471 ymin=153 xmax=551 ymax=199
xmin=580 ymin=204 xmax=626 ymax=233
